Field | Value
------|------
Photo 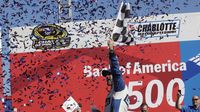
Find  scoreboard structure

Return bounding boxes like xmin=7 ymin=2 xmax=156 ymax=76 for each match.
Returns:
xmin=0 ymin=12 xmax=199 ymax=112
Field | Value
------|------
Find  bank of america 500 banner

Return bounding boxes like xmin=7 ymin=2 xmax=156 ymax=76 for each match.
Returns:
xmin=5 ymin=12 xmax=200 ymax=112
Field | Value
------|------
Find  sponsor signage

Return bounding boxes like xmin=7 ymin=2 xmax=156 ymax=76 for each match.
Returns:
xmin=7 ymin=13 xmax=200 ymax=111
xmin=128 ymin=20 xmax=180 ymax=39
xmin=31 ymin=24 xmax=71 ymax=49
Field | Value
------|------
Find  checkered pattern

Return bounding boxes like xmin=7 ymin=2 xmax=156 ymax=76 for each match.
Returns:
xmin=112 ymin=2 xmax=133 ymax=45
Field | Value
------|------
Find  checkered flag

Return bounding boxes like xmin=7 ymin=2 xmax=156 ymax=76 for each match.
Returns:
xmin=112 ymin=2 xmax=133 ymax=45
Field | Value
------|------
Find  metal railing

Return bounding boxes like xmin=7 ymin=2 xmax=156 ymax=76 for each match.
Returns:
xmin=58 ymin=0 xmax=73 ymax=23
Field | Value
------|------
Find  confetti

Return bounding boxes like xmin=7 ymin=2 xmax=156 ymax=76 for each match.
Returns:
xmin=0 ymin=0 xmax=200 ymax=112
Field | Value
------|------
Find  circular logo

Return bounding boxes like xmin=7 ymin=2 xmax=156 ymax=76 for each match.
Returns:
xmin=31 ymin=24 xmax=71 ymax=49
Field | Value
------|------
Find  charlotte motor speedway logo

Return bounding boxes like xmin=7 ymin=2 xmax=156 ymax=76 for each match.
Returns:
xmin=128 ymin=20 xmax=180 ymax=39
xmin=31 ymin=24 xmax=71 ymax=49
